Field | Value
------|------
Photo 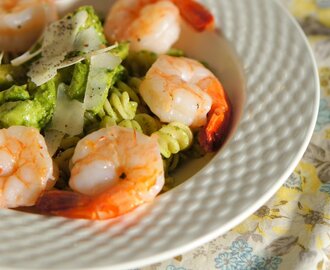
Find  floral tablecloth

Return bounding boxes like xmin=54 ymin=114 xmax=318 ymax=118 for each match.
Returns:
xmin=137 ymin=1 xmax=330 ymax=270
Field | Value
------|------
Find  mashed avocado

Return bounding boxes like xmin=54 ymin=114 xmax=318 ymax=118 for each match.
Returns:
xmin=0 ymin=6 xmax=128 ymax=129
xmin=0 ymin=79 xmax=56 ymax=129
xmin=66 ymin=42 xmax=129 ymax=104
xmin=66 ymin=61 xmax=89 ymax=100
xmin=75 ymin=6 xmax=107 ymax=45
xmin=0 ymin=65 xmax=27 ymax=90
xmin=0 ymin=85 xmax=30 ymax=105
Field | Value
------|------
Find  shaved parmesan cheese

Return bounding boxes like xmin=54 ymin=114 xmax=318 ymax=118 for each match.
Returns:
xmin=28 ymin=10 xmax=88 ymax=86
xmin=74 ymin=27 xmax=103 ymax=53
xmin=44 ymin=129 xmax=65 ymax=156
xmin=55 ymin=44 xmax=118 ymax=70
xmin=11 ymin=49 xmax=42 ymax=66
xmin=92 ymin=52 xmax=122 ymax=69
xmin=84 ymin=52 xmax=122 ymax=112
xmin=50 ymin=83 xmax=85 ymax=136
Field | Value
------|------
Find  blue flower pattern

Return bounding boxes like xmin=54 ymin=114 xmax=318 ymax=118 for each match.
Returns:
xmin=166 ymin=265 xmax=187 ymax=270
xmin=214 ymin=239 xmax=282 ymax=270
xmin=315 ymin=99 xmax=330 ymax=131
xmin=320 ymin=183 xmax=330 ymax=194
xmin=236 ymin=253 xmax=262 ymax=270
xmin=215 ymin=252 xmax=238 ymax=270
xmin=284 ymin=172 xmax=302 ymax=190
xmin=230 ymin=239 xmax=253 ymax=255
xmin=256 ymin=256 xmax=283 ymax=270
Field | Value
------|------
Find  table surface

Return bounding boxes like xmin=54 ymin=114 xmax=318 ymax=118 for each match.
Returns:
xmin=138 ymin=1 xmax=330 ymax=269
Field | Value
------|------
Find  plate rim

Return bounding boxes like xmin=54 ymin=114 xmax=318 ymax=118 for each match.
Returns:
xmin=0 ymin=0 xmax=320 ymax=269
xmin=98 ymin=0 xmax=320 ymax=269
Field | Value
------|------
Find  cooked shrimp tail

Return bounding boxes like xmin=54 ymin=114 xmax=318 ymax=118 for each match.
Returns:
xmin=36 ymin=181 xmax=149 ymax=220
xmin=36 ymin=190 xmax=96 ymax=219
xmin=172 ymin=0 xmax=215 ymax=31
xmin=198 ymin=79 xmax=231 ymax=152
xmin=37 ymin=190 xmax=90 ymax=212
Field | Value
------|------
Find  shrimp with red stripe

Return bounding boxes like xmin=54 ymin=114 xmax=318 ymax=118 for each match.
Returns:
xmin=140 ymin=55 xmax=231 ymax=152
xmin=0 ymin=0 xmax=57 ymax=53
xmin=36 ymin=126 xmax=165 ymax=220
xmin=104 ymin=0 xmax=214 ymax=54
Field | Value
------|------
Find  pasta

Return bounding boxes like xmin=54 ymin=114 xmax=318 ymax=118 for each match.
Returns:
xmin=123 ymin=50 xmax=158 ymax=77
xmin=163 ymin=153 xmax=181 ymax=174
xmin=152 ymin=122 xmax=193 ymax=159
xmin=116 ymin=81 xmax=140 ymax=103
xmin=84 ymin=111 xmax=100 ymax=134
xmin=53 ymin=135 xmax=81 ymax=189
xmin=103 ymin=89 xmax=138 ymax=122
xmin=118 ymin=119 xmax=143 ymax=132
xmin=134 ymin=113 xmax=162 ymax=135
xmin=0 ymin=2 xmax=226 ymax=218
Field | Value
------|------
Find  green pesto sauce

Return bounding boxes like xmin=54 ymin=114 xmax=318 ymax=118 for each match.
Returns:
xmin=0 ymin=79 xmax=56 ymax=129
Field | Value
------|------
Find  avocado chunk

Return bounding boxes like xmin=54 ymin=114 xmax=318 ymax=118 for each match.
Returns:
xmin=67 ymin=42 xmax=128 ymax=110
xmin=111 ymin=42 xmax=129 ymax=60
xmin=0 ymin=65 xmax=27 ymax=90
xmin=0 ymin=78 xmax=56 ymax=129
xmin=66 ymin=61 xmax=89 ymax=100
xmin=84 ymin=63 xmax=125 ymax=115
xmin=0 ymin=85 xmax=30 ymax=105
xmin=76 ymin=6 xmax=107 ymax=45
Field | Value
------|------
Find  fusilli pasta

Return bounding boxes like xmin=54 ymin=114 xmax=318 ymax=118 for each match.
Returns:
xmin=152 ymin=122 xmax=193 ymax=158
xmin=134 ymin=113 xmax=162 ymax=135
xmin=103 ymin=89 xmax=138 ymax=122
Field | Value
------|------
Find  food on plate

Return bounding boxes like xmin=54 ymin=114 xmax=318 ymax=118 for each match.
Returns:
xmin=0 ymin=0 xmax=231 ymax=219
xmin=0 ymin=126 xmax=54 ymax=208
xmin=140 ymin=54 xmax=231 ymax=152
xmin=36 ymin=126 xmax=164 ymax=220
xmin=0 ymin=0 xmax=58 ymax=53
xmin=104 ymin=0 xmax=214 ymax=54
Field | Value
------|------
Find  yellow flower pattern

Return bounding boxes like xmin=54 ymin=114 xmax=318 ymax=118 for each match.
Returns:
xmin=291 ymin=0 xmax=330 ymax=27
xmin=141 ymin=1 xmax=330 ymax=269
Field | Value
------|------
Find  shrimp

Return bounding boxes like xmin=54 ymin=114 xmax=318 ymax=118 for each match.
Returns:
xmin=140 ymin=55 xmax=231 ymax=152
xmin=104 ymin=0 xmax=214 ymax=54
xmin=0 ymin=0 xmax=58 ymax=53
xmin=0 ymin=126 xmax=54 ymax=208
xmin=36 ymin=126 xmax=165 ymax=220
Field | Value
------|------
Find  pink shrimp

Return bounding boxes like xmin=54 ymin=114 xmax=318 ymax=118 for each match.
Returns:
xmin=0 ymin=0 xmax=58 ymax=53
xmin=0 ymin=126 xmax=54 ymax=208
xmin=36 ymin=126 xmax=164 ymax=220
xmin=104 ymin=0 xmax=214 ymax=54
xmin=140 ymin=55 xmax=231 ymax=152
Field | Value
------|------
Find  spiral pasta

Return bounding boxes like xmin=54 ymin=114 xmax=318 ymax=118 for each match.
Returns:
xmin=124 ymin=50 xmax=158 ymax=77
xmin=134 ymin=113 xmax=162 ymax=135
xmin=163 ymin=153 xmax=181 ymax=175
xmin=103 ymin=89 xmax=138 ymax=123
xmin=127 ymin=77 xmax=142 ymax=92
xmin=53 ymin=135 xmax=81 ymax=190
xmin=84 ymin=111 xmax=100 ymax=134
xmin=118 ymin=119 xmax=143 ymax=133
xmin=116 ymin=81 xmax=140 ymax=103
xmin=124 ymin=77 xmax=151 ymax=114
xmin=152 ymin=122 xmax=193 ymax=158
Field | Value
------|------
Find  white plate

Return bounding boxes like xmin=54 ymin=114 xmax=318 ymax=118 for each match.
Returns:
xmin=0 ymin=0 xmax=319 ymax=269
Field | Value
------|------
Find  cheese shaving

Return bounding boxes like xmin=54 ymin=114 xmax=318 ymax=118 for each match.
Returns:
xmin=83 ymin=52 xmax=122 ymax=112
xmin=28 ymin=10 xmax=88 ymax=86
xmin=50 ymin=83 xmax=85 ymax=136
